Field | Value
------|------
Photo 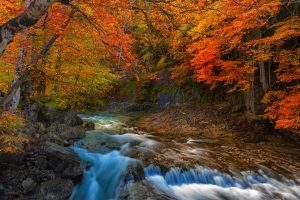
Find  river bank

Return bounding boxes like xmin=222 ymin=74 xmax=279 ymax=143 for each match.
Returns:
xmin=0 ymin=104 xmax=95 ymax=200
xmin=132 ymin=104 xmax=300 ymax=177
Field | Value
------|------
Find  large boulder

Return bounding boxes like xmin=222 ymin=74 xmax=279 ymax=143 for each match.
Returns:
xmin=84 ymin=122 xmax=95 ymax=131
xmin=43 ymin=142 xmax=83 ymax=179
xmin=46 ymin=123 xmax=86 ymax=144
xmin=64 ymin=109 xmax=83 ymax=126
xmin=41 ymin=178 xmax=73 ymax=200
xmin=22 ymin=178 xmax=37 ymax=194
xmin=60 ymin=126 xmax=86 ymax=141
xmin=118 ymin=181 xmax=174 ymax=200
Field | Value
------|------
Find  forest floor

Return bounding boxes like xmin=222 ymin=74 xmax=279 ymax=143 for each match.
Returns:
xmin=132 ymin=104 xmax=300 ymax=177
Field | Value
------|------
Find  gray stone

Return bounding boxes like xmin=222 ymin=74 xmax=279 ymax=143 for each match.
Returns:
xmin=64 ymin=109 xmax=83 ymax=126
xmin=84 ymin=122 xmax=95 ymax=131
xmin=46 ymin=123 xmax=85 ymax=143
xmin=118 ymin=181 xmax=174 ymax=200
xmin=41 ymin=179 xmax=73 ymax=200
xmin=43 ymin=142 xmax=83 ymax=179
xmin=22 ymin=178 xmax=37 ymax=194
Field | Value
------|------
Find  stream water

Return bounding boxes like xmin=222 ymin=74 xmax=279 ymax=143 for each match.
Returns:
xmin=69 ymin=112 xmax=300 ymax=200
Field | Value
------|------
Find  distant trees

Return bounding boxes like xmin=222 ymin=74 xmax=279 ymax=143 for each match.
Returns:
xmin=126 ymin=0 xmax=299 ymax=132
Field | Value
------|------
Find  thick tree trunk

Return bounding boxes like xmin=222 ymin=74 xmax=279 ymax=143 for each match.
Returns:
xmin=38 ymin=56 xmax=47 ymax=97
xmin=259 ymin=61 xmax=269 ymax=93
xmin=54 ymin=45 xmax=62 ymax=93
xmin=6 ymin=47 xmax=27 ymax=112
xmin=1 ymin=11 xmax=74 ymax=110
xmin=0 ymin=0 xmax=68 ymax=55
xmin=4 ymin=0 xmax=31 ymax=113
xmin=37 ymin=30 xmax=48 ymax=97
xmin=245 ymin=74 xmax=255 ymax=115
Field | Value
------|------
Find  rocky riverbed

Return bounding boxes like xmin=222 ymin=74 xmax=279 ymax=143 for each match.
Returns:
xmin=133 ymin=105 xmax=300 ymax=177
xmin=68 ymin=111 xmax=300 ymax=200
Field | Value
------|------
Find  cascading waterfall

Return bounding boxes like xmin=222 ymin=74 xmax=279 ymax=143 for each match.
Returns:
xmin=69 ymin=113 xmax=138 ymax=200
xmin=144 ymin=165 xmax=300 ymax=200
xmin=70 ymin=112 xmax=300 ymax=200
xmin=69 ymin=146 xmax=137 ymax=200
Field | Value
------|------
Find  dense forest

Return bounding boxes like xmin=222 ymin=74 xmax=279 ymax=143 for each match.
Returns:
xmin=0 ymin=0 xmax=299 ymax=131
xmin=0 ymin=0 xmax=299 ymax=200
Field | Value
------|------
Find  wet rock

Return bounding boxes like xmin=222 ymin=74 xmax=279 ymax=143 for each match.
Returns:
xmin=43 ymin=142 xmax=83 ymax=179
xmin=124 ymin=164 xmax=145 ymax=181
xmin=119 ymin=182 xmax=174 ymax=200
xmin=77 ymin=135 xmax=121 ymax=154
xmin=64 ymin=109 xmax=83 ymax=126
xmin=62 ymin=166 xmax=83 ymax=179
xmin=41 ymin=179 xmax=73 ymax=200
xmin=84 ymin=122 xmax=95 ymax=130
xmin=22 ymin=178 xmax=37 ymax=194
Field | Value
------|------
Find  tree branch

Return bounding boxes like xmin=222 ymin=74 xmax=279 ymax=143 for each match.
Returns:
xmin=1 ymin=10 xmax=74 ymax=110
xmin=0 ymin=0 xmax=69 ymax=55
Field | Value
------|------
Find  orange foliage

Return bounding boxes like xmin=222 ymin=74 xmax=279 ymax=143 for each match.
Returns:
xmin=263 ymin=90 xmax=300 ymax=131
xmin=0 ymin=0 xmax=299 ymax=131
xmin=0 ymin=112 xmax=24 ymax=130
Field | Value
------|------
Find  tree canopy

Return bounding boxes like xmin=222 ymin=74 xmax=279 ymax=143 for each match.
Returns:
xmin=0 ymin=0 xmax=299 ymax=132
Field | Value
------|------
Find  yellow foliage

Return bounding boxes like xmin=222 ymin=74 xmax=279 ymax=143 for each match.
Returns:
xmin=0 ymin=112 xmax=24 ymax=130
xmin=0 ymin=112 xmax=28 ymax=154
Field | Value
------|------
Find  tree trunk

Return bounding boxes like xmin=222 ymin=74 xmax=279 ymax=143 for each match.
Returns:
xmin=259 ymin=61 xmax=269 ymax=93
xmin=54 ymin=44 xmax=62 ymax=93
xmin=245 ymin=75 xmax=255 ymax=115
xmin=4 ymin=0 xmax=31 ymax=112
xmin=6 ymin=47 xmax=27 ymax=112
xmin=0 ymin=11 xmax=74 ymax=110
xmin=38 ymin=56 xmax=47 ymax=97
xmin=0 ymin=0 xmax=68 ymax=55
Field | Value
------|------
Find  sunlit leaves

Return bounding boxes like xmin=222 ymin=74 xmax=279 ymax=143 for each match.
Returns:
xmin=263 ymin=90 xmax=300 ymax=132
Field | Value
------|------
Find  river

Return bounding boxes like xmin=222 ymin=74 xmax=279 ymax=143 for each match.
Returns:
xmin=69 ymin=112 xmax=300 ymax=200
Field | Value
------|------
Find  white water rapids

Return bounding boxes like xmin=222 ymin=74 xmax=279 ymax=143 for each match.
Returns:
xmin=69 ymin=112 xmax=300 ymax=200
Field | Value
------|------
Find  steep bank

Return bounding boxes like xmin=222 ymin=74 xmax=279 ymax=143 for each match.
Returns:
xmin=0 ymin=105 xmax=94 ymax=200
xmin=133 ymin=104 xmax=300 ymax=177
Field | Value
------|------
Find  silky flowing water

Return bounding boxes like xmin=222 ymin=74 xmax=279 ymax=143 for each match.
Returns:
xmin=69 ymin=112 xmax=300 ymax=200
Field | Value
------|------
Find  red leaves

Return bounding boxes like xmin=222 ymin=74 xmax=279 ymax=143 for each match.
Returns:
xmin=263 ymin=90 xmax=300 ymax=131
